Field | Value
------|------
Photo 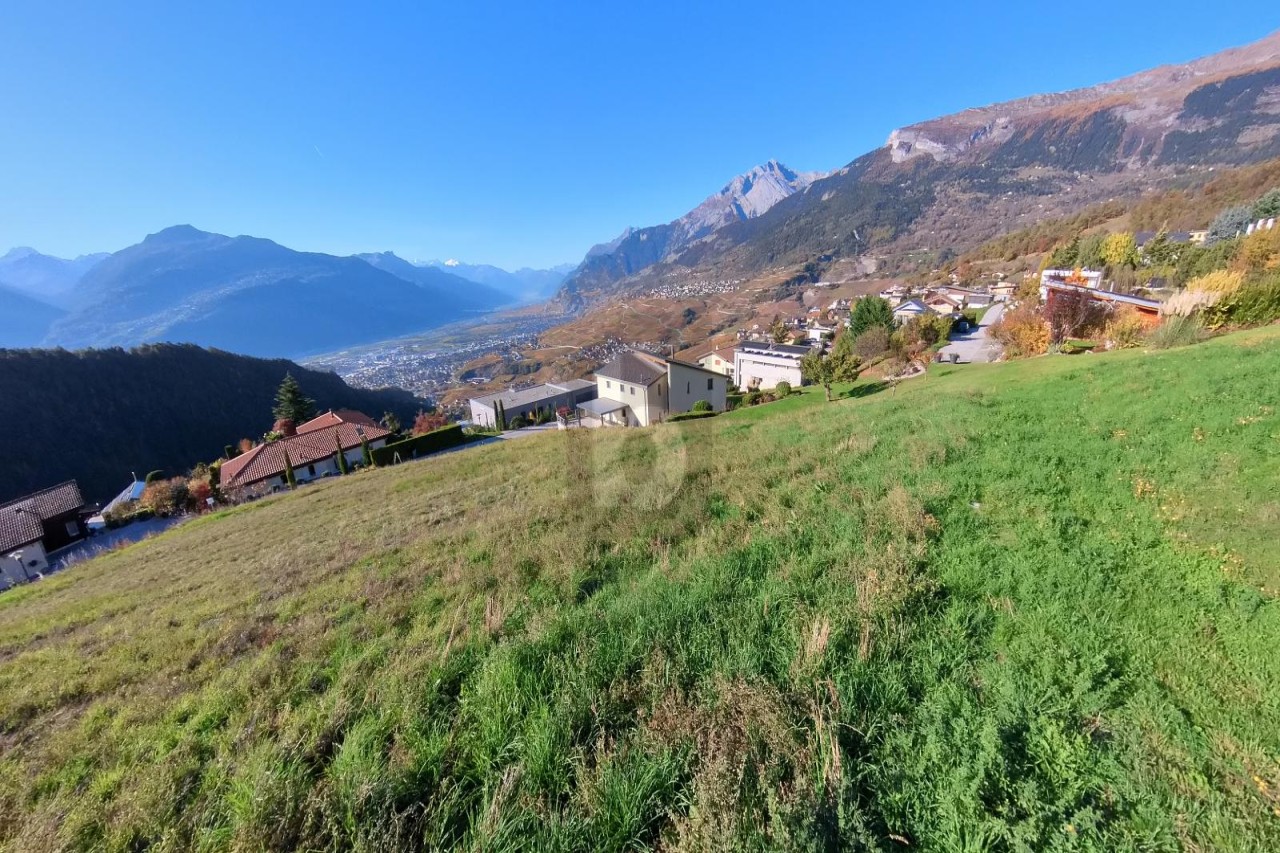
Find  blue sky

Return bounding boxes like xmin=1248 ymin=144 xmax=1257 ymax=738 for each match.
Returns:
xmin=1 ymin=2 xmax=1276 ymax=269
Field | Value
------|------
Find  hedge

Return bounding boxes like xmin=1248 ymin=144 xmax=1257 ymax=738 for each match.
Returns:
xmin=370 ymin=424 xmax=467 ymax=465
xmin=667 ymin=410 xmax=719 ymax=423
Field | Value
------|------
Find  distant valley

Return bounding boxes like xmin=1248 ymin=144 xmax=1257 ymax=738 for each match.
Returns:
xmin=1 ymin=230 xmax=574 ymax=358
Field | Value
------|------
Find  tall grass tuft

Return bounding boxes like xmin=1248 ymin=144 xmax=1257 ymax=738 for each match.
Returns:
xmin=1146 ymin=314 xmax=1206 ymax=349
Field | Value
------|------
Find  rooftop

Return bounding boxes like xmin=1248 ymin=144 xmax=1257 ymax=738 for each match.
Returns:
xmin=1 ymin=481 xmax=85 ymax=553
xmin=470 ymin=379 xmax=595 ymax=409
xmin=220 ymin=422 xmax=393 ymax=489
xmin=296 ymin=409 xmax=380 ymax=435
xmin=738 ymin=341 xmax=812 ymax=357
xmin=595 ymin=351 xmax=668 ymax=386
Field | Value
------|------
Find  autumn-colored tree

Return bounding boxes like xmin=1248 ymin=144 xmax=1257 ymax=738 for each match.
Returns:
xmin=1045 ymin=289 xmax=1106 ymax=343
xmin=989 ymin=306 xmax=1050 ymax=357
xmin=272 ymin=418 xmax=297 ymax=437
xmin=1101 ymin=232 xmax=1139 ymax=270
xmin=412 ymin=410 xmax=448 ymax=435
xmin=1232 ymin=225 xmax=1280 ymax=274
xmin=188 ymin=479 xmax=212 ymax=510
xmin=141 ymin=478 xmax=188 ymax=517
xmin=238 ymin=437 xmax=255 ymax=454
xmin=769 ymin=315 xmax=789 ymax=344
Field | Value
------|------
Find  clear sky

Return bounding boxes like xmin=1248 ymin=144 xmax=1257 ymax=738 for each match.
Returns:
xmin=1 ymin=2 xmax=1276 ymax=269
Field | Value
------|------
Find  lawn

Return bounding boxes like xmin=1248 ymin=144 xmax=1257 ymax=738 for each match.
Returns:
xmin=2 ymin=328 xmax=1279 ymax=851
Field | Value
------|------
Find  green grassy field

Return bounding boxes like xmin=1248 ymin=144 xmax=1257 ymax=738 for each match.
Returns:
xmin=3 ymin=328 xmax=1280 ymax=851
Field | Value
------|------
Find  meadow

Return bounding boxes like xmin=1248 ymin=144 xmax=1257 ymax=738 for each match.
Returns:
xmin=2 ymin=327 xmax=1279 ymax=851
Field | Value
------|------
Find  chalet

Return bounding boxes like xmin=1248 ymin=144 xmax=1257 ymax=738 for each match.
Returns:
xmin=697 ymin=346 xmax=737 ymax=377
xmin=468 ymin=380 xmax=597 ymax=429
xmin=579 ymin=351 xmax=729 ymax=427
xmin=1 ymin=481 xmax=88 ymax=587
xmin=734 ymin=341 xmax=810 ymax=392
xmin=219 ymin=412 xmax=394 ymax=492
xmin=924 ymin=293 xmax=964 ymax=315
xmin=892 ymin=298 xmax=930 ymax=323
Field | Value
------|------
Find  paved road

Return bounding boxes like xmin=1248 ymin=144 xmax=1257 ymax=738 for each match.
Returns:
xmin=939 ymin=302 xmax=1005 ymax=363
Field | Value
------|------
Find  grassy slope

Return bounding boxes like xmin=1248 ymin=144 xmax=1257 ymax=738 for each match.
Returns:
xmin=2 ymin=328 xmax=1280 ymax=851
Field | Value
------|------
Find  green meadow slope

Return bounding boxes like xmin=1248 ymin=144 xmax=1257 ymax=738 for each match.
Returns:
xmin=2 ymin=328 xmax=1280 ymax=851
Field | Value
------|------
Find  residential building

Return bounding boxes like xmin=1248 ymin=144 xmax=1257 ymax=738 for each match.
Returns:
xmin=218 ymin=416 xmax=394 ymax=492
xmin=892 ymin=298 xmax=930 ymax=323
xmin=296 ymin=409 xmax=380 ymax=434
xmin=734 ymin=341 xmax=810 ymax=391
xmin=1041 ymin=268 xmax=1104 ymax=290
xmin=697 ymin=346 xmax=737 ymax=377
xmin=1 ymin=481 xmax=88 ymax=587
xmin=580 ymin=351 xmax=728 ymax=426
xmin=1041 ymin=282 xmax=1162 ymax=328
xmin=925 ymin=293 xmax=963 ymax=315
xmin=468 ymin=380 xmax=597 ymax=429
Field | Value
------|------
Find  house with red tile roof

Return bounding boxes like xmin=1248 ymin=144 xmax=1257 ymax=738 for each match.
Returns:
xmin=219 ymin=417 xmax=392 ymax=492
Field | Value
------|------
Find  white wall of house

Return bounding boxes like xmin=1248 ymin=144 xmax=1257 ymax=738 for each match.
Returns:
xmin=734 ymin=351 xmax=804 ymax=391
xmin=597 ymin=376 xmax=665 ymax=426
xmin=667 ymin=362 xmax=728 ymax=414
xmin=697 ymin=353 xmax=735 ymax=376
xmin=469 ymin=400 xmax=496 ymax=428
xmin=1 ymin=540 xmax=48 ymax=586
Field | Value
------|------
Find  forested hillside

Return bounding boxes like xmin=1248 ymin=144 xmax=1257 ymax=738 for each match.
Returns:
xmin=0 ymin=345 xmax=424 ymax=502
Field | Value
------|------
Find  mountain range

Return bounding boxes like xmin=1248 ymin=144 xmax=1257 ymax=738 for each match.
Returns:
xmin=1 ymin=232 xmax=572 ymax=357
xmin=555 ymin=29 xmax=1280 ymax=305
xmin=558 ymin=160 xmax=823 ymax=307
xmin=425 ymin=259 xmax=574 ymax=303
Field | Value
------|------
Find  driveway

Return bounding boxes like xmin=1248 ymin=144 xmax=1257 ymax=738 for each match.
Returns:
xmin=939 ymin=303 xmax=1005 ymax=363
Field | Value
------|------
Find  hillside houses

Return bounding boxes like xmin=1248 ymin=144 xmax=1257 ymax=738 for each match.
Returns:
xmin=468 ymin=380 xmax=597 ymax=429
xmin=734 ymin=341 xmax=809 ymax=391
xmin=579 ymin=351 xmax=728 ymax=427
xmin=219 ymin=411 xmax=394 ymax=492
xmin=2 ymin=481 xmax=89 ymax=587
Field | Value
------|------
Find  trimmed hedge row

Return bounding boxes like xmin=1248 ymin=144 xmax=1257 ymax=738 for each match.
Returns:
xmin=371 ymin=425 xmax=467 ymax=465
xmin=667 ymin=410 xmax=719 ymax=423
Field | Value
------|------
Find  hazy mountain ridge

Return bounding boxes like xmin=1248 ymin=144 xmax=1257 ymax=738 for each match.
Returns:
xmin=0 ymin=247 xmax=108 ymax=306
xmin=423 ymin=258 xmax=572 ymax=302
xmin=0 ymin=283 xmax=66 ymax=348
xmin=41 ymin=226 xmax=507 ymax=358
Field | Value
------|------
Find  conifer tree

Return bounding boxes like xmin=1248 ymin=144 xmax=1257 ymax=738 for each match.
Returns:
xmin=272 ymin=373 xmax=316 ymax=424
xmin=361 ymin=436 xmax=374 ymax=468
xmin=283 ymin=449 xmax=297 ymax=489
xmin=335 ymin=434 xmax=349 ymax=475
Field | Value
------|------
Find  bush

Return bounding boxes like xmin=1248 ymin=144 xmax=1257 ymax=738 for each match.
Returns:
xmin=989 ymin=306 xmax=1050 ymax=357
xmin=1147 ymin=314 xmax=1206 ymax=349
xmin=852 ymin=327 xmax=891 ymax=359
xmin=1103 ymin=308 xmax=1147 ymax=349
xmin=1204 ymin=274 xmax=1280 ymax=328
xmin=141 ymin=478 xmax=188 ymax=517
xmin=744 ymin=390 xmax=763 ymax=406
xmin=691 ymin=400 xmax=713 ymax=413
xmin=369 ymin=425 xmax=467 ymax=465
xmin=773 ymin=381 xmax=792 ymax=397
xmin=668 ymin=410 xmax=718 ymax=422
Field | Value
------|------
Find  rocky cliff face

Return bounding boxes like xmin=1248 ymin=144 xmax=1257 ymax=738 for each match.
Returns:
xmin=886 ymin=30 xmax=1280 ymax=167
xmin=558 ymin=160 xmax=822 ymax=307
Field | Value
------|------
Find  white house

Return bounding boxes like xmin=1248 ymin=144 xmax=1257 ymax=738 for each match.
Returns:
xmin=734 ymin=341 xmax=810 ymax=391
xmin=697 ymin=346 xmax=737 ymax=377
xmin=579 ymin=351 xmax=728 ymax=427
xmin=892 ymin=298 xmax=930 ymax=323
xmin=468 ymin=380 xmax=597 ymax=429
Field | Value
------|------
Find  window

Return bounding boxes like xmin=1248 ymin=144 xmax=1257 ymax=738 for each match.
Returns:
xmin=629 ymin=386 xmax=635 ymax=396
xmin=307 ymin=464 xmax=316 ymax=477
xmin=606 ymin=381 xmax=611 ymax=389
xmin=707 ymin=377 xmax=714 ymax=391
xmin=65 ymin=520 xmax=78 ymax=537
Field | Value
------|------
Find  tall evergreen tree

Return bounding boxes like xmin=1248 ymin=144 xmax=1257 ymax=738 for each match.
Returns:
xmin=273 ymin=373 xmax=316 ymax=424
xmin=360 ymin=436 xmax=374 ymax=468
xmin=335 ymin=434 xmax=349 ymax=475
xmin=848 ymin=297 xmax=895 ymax=340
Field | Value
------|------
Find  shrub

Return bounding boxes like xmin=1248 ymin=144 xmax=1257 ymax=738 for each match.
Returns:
xmin=691 ymin=400 xmax=713 ymax=413
xmin=370 ymin=425 xmax=467 ymax=465
xmin=852 ymin=327 xmax=891 ymax=359
xmin=272 ymin=418 xmax=297 ymax=437
xmin=1204 ymin=273 xmax=1280 ymax=328
xmin=989 ymin=306 xmax=1050 ymax=357
xmin=1147 ymin=314 xmax=1206 ymax=349
xmin=412 ymin=410 xmax=448 ymax=435
xmin=1103 ymin=308 xmax=1147 ymax=349
xmin=773 ymin=381 xmax=792 ymax=397
xmin=141 ymin=478 xmax=188 ymax=517
xmin=668 ymin=410 xmax=718 ymax=422
xmin=744 ymin=390 xmax=762 ymax=406
xmin=509 ymin=415 xmax=528 ymax=430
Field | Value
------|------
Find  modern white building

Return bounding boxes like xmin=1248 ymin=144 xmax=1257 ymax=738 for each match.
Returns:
xmin=733 ymin=341 xmax=810 ymax=391
xmin=892 ymin=298 xmax=930 ymax=323
xmin=468 ymin=380 xmax=597 ymax=429
xmin=579 ymin=351 xmax=728 ymax=427
xmin=697 ymin=346 xmax=737 ymax=377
